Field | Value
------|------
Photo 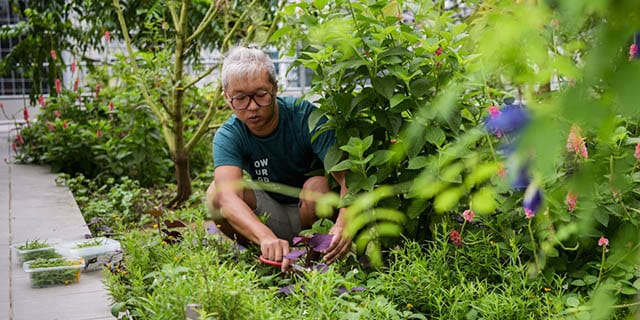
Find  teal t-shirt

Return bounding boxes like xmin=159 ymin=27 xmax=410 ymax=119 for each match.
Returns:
xmin=213 ymin=96 xmax=335 ymax=203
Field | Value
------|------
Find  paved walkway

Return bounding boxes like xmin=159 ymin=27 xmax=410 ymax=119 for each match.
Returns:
xmin=1 ymin=126 xmax=112 ymax=319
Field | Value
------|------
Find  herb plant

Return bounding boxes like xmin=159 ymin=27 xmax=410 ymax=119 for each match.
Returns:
xmin=16 ymin=239 xmax=61 ymax=262
xmin=27 ymin=258 xmax=83 ymax=288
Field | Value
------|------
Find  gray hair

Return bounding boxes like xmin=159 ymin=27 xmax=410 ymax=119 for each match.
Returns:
xmin=221 ymin=46 xmax=277 ymax=90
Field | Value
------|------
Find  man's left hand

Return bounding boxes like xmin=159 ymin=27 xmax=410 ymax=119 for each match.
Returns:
xmin=322 ymin=224 xmax=351 ymax=264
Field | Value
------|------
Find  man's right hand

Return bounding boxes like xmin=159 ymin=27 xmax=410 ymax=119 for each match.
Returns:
xmin=260 ymin=237 xmax=291 ymax=272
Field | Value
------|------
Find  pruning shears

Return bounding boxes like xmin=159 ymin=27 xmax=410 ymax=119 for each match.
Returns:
xmin=259 ymin=255 xmax=310 ymax=273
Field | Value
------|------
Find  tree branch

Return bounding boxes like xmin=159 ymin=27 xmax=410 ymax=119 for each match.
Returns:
xmin=186 ymin=85 xmax=223 ymax=152
xmin=186 ymin=0 xmax=221 ymax=44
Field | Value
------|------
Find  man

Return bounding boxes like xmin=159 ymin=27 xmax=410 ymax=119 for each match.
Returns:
xmin=206 ymin=46 xmax=351 ymax=271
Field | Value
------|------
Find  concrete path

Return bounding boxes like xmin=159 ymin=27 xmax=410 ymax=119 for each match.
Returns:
xmin=1 ymin=127 xmax=113 ymax=319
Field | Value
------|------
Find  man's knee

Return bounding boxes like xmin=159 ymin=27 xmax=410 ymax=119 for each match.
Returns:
xmin=205 ymin=181 xmax=225 ymax=221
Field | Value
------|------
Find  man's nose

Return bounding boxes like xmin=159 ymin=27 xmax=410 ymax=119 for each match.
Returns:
xmin=246 ymin=96 xmax=260 ymax=110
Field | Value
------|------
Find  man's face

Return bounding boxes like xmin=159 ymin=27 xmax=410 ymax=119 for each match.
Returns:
xmin=225 ymin=70 xmax=278 ymax=136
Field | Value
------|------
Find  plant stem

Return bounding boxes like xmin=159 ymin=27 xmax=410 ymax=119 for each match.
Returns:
xmin=527 ymin=219 xmax=541 ymax=274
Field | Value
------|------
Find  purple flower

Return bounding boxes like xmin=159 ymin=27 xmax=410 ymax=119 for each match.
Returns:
xmin=510 ymin=163 xmax=531 ymax=190
xmin=523 ymin=183 xmax=543 ymax=218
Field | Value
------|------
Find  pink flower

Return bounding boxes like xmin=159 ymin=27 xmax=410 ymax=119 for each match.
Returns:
xmin=462 ymin=209 xmax=475 ymax=222
xmin=96 ymin=130 xmax=103 ymax=138
xmin=435 ymin=47 xmax=443 ymax=56
xmin=62 ymin=120 xmax=68 ymax=129
xmin=488 ymin=106 xmax=502 ymax=137
xmin=95 ymin=83 xmax=101 ymax=97
xmin=55 ymin=79 xmax=61 ymax=94
xmin=71 ymin=61 xmax=77 ymax=74
xmin=108 ymin=101 xmax=114 ymax=112
xmin=630 ymin=44 xmax=638 ymax=60
xmin=50 ymin=50 xmax=57 ymax=60
xmin=565 ymin=192 xmax=578 ymax=212
xmin=525 ymin=208 xmax=535 ymax=219
xmin=104 ymin=30 xmax=111 ymax=42
xmin=23 ymin=107 xmax=29 ymax=122
xmin=449 ymin=230 xmax=462 ymax=247
xmin=12 ymin=142 xmax=17 ymax=152
xmin=634 ymin=142 xmax=640 ymax=161
xmin=47 ymin=121 xmax=55 ymax=131
xmin=73 ymin=78 xmax=79 ymax=92
xmin=54 ymin=110 xmax=61 ymax=118
xmin=567 ymin=125 xmax=588 ymax=159
xmin=598 ymin=236 xmax=609 ymax=247
xmin=38 ymin=96 xmax=46 ymax=108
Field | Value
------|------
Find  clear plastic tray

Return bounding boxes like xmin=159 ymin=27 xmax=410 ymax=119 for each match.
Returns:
xmin=23 ymin=257 xmax=84 ymax=288
xmin=13 ymin=240 xmax=62 ymax=265
xmin=58 ymin=237 xmax=122 ymax=272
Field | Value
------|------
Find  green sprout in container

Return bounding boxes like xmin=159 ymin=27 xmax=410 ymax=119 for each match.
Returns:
xmin=27 ymin=258 xmax=83 ymax=288
xmin=17 ymin=239 xmax=61 ymax=262
xmin=73 ymin=238 xmax=105 ymax=249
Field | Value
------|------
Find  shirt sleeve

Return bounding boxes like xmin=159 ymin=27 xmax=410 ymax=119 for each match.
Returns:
xmin=213 ymin=123 xmax=244 ymax=169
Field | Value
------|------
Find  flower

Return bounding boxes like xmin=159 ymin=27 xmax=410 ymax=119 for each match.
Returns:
xmin=497 ymin=162 xmax=506 ymax=177
xmin=484 ymin=104 xmax=530 ymax=137
xmin=630 ymin=44 xmax=638 ymax=61
xmin=435 ymin=47 xmax=443 ymax=56
xmin=0 ymin=102 xmax=4 ymax=109
xmin=598 ymin=236 xmax=609 ymax=247
xmin=71 ymin=61 xmax=77 ymax=73
xmin=523 ymin=183 xmax=543 ymax=219
xmin=634 ymin=142 xmax=640 ymax=161
xmin=16 ymin=133 xmax=24 ymax=145
xmin=104 ymin=30 xmax=111 ymax=42
xmin=11 ymin=142 xmax=17 ymax=152
xmin=50 ymin=50 xmax=57 ymax=60
xmin=38 ymin=96 xmax=46 ymax=108
xmin=62 ymin=120 xmax=68 ymax=129
xmin=565 ymin=192 xmax=578 ymax=212
xmin=566 ymin=125 xmax=588 ymax=159
xmin=449 ymin=230 xmax=462 ymax=247
xmin=95 ymin=83 xmax=101 ymax=97
xmin=96 ymin=130 xmax=103 ymax=138
xmin=46 ymin=121 xmax=55 ymax=131
xmin=109 ymin=101 xmax=114 ymax=112
xmin=462 ymin=209 xmax=475 ymax=222
xmin=22 ymin=107 xmax=29 ymax=122
xmin=55 ymin=79 xmax=61 ymax=94
xmin=54 ymin=110 xmax=61 ymax=118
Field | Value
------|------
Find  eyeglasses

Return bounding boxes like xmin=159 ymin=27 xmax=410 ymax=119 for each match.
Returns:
xmin=229 ymin=89 xmax=275 ymax=110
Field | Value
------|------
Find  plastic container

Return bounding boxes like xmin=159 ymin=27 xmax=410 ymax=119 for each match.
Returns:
xmin=59 ymin=237 xmax=122 ymax=272
xmin=13 ymin=240 xmax=62 ymax=265
xmin=23 ymin=257 xmax=84 ymax=288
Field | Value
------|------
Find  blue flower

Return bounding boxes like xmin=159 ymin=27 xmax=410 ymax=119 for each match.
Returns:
xmin=484 ymin=104 xmax=530 ymax=136
xmin=523 ymin=183 xmax=543 ymax=218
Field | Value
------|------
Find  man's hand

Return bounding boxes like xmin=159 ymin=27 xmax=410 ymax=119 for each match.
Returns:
xmin=322 ymin=223 xmax=351 ymax=264
xmin=260 ymin=237 xmax=291 ymax=272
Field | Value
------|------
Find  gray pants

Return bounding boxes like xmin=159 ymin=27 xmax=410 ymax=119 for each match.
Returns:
xmin=253 ymin=189 xmax=301 ymax=242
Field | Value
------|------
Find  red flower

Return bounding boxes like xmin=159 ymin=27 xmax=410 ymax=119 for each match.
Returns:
xmin=104 ymin=30 xmax=111 ymax=42
xmin=73 ymin=78 xmax=79 ymax=92
xmin=16 ymin=133 xmax=24 ymax=145
xmin=55 ymin=79 xmax=61 ymax=94
xmin=23 ymin=107 xmax=29 ymax=122
xmin=634 ymin=142 xmax=640 ymax=161
xmin=630 ymin=44 xmax=638 ymax=61
xmin=565 ymin=192 xmax=578 ymax=212
xmin=95 ymin=83 xmax=101 ymax=97
xmin=50 ymin=50 xmax=57 ymax=60
xmin=71 ymin=61 xmax=77 ymax=74
xmin=12 ymin=142 xmax=17 ymax=152
xmin=96 ymin=130 xmax=103 ymax=138
xmin=62 ymin=121 xmax=68 ymax=129
xmin=47 ymin=121 xmax=55 ymax=131
xmin=108 ymin=101 xmax=114 ymax=112
xmin=54 ymin=110 xmax=61 ymax=118
xmin=38 ymin=96 xmax=46 ymax=108
xmin=435 ymin=47 xmax=443 ymax=56
xmin=449 ymin=230 xmax=462 ymax=247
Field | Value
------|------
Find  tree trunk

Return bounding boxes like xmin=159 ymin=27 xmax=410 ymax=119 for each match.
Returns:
xmin=169 ymin=148 xmax=192 ymax=208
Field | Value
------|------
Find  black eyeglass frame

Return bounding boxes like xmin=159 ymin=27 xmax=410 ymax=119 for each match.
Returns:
xmin=229 ymin=90 xmax=275 ymax=110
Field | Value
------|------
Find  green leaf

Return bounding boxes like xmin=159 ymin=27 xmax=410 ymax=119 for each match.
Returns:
xmin=593 ymin=208 xmax=609 ymax=227
xmin=370 ymin=150 xmax=395 ymax=166
xmin=313 ymin=0 xmax=329 ymax=10
xmin=331 ymin=159 xmax=354 ymax=172
xmin=308 ymin=108 xmax=327 ymax=131
xmin=407 ymin=156 xmax=429 ymax=170
xmin=390 ymin=94 xmax=409 ymax=109
xmin=471 ymin=187 xmax=498 ymax=214
xmin=371 ymin=76 xmax=396 ymax=100
xmin=565 ymin=296 xmax=581 ymax=307
xmin=425 ymin=126 xmax=446 ymax=147
xmin=434 ymin=187 xmax=462 ymax=213
xmin=111 ymin=302 xmax=126 ymax=317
